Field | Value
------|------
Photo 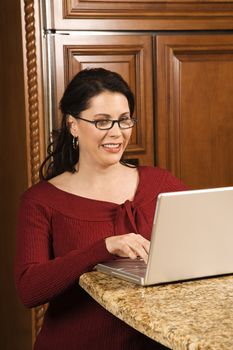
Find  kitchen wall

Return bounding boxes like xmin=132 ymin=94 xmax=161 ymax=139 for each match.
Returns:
xmin=0 ymin=1 xmax=31 ymax=349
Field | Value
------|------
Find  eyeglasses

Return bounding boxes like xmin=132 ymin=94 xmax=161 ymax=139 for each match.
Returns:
xmin=75 ymin=116 xmax=137 ymax=130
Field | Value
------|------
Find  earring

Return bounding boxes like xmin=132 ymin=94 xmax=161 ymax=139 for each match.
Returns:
xmin=72 ymin=136 xmax=79 ymax=150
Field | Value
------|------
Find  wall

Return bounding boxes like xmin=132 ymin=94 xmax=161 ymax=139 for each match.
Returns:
xmin=0 ymin=1 xmax=31 ymax=349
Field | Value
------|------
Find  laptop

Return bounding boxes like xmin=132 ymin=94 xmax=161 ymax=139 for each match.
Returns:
xmin=95 ymin=186 xmax=233 ymax=286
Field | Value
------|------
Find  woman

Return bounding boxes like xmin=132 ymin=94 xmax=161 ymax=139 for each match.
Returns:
xmin=15 ymin=68 xmax=187 ymax=350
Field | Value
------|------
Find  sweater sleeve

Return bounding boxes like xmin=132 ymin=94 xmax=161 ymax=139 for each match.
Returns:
xmin=14 ymin=196 xmax=113 ymax=308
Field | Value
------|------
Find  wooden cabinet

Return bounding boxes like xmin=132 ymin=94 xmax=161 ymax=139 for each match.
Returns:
xmin=50 ymin=34 xmax=154 ymax=165
xmin=47 ymin=0 xmax=233 ymax=30
xmin=36 ymin=0 xmax=233 ymax=187
xmin=156 ymin=34 xmax=233 ymax=188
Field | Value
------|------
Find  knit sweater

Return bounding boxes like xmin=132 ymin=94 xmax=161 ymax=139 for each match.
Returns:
xmin=15 ymin=166 xmax=187 ymax=350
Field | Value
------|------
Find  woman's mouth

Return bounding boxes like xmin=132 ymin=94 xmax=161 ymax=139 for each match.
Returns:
xmin=101 ymin=143 xmax=122 ymax=153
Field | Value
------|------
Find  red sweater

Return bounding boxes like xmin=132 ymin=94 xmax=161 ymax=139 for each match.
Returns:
xmin=15 ymin=166 xmax=187 ymax=350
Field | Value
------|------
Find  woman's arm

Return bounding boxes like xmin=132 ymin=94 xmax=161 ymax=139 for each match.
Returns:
xmin=14 ymin=196 xmax=113 ymax=308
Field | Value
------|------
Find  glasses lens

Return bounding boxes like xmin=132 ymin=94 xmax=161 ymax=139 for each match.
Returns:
xmin=96 ymin=120 xmax=112 ymax=130
xmin=95 ymin=118 xmax=136 ymax=130
xmin=119 ymin=118 xmax=136 ymax=129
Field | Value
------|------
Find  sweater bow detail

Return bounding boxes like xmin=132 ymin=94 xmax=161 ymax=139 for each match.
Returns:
xmin=114 ymin=200 xmax=139 ymax=235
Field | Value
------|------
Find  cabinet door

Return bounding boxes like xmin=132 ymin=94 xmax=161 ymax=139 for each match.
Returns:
xmin=156 ymin=34 xmax=233 ymax=189
xmin=45 ymin=0 xmax=233 ymax=30
xmin=50 ymin=33 xmax=154 ymax=165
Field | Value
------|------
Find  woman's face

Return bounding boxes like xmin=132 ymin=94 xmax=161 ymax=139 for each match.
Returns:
xmin=69 ymin=91 xmax=133 ymax=169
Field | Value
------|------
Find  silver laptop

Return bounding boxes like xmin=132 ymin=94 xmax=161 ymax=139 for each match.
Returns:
xmin=95 ymin=186 xmax=233 ymax=286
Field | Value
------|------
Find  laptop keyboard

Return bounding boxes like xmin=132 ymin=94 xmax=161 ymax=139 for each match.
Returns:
xmin=113 ymin=259 xmax=147 ymax=277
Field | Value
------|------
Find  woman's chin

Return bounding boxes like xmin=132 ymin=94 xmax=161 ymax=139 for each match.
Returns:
xmin=100 ymin=153 xmax=124 ymax=167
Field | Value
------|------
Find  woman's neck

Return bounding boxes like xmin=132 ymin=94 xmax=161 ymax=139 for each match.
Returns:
xmin=71 ymin=161 xmax=138 ymax=203
xmin=75 ymin=161 xmax=124 ymax=183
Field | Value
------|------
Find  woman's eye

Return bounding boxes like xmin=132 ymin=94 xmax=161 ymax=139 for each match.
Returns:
xmin=96 ymin=120 xmax=110 ymax=127
xmin=119 ymin=117 xmax=131 ymax=124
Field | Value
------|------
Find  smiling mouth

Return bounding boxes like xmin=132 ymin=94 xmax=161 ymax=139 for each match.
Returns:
xmin=101 ymin=143 xmax=123 ymax=153
xmin=102 ymin=143 xmax=122 ymax=149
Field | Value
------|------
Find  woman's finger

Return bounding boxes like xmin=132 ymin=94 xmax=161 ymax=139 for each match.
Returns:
xmin=105 ymin=233 xmax=150 ymax=263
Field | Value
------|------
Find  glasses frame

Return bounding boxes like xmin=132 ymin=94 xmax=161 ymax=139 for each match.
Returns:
xmin=75 ymin=116 xmax=137 ymax=130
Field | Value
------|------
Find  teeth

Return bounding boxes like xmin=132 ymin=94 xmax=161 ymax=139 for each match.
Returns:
xmin=103 ymin=144 xmax=120 ymax=148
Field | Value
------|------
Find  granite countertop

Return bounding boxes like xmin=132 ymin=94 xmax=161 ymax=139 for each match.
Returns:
xmin=79 ymin=272 xmax=233 ymax=350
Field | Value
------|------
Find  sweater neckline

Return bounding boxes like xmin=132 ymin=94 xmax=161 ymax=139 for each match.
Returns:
xmin=42 ymin=166 xmax=143 ymax=207
xmin=26 ymin=166 xmax=168 ymax=221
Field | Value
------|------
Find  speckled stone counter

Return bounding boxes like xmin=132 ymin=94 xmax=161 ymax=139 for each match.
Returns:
xmin=79 ymin=272 xmax=233 ymax=350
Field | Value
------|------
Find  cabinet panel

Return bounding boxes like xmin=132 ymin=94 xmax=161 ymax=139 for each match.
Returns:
xmin=46 ymin=0 xmax=233 ymax=30
xmin=52 ymin=34 xmax=154 ymax=165
xmin=156 ymin=34 xmax=233 ymax=189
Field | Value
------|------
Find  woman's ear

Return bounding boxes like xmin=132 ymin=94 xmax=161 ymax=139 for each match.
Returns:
xmin=67 ymin=115 xmax=78 ymax=137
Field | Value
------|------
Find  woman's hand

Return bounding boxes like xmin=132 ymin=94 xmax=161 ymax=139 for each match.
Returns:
xmin=105 ymin=233 xmax=150 ymax=263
